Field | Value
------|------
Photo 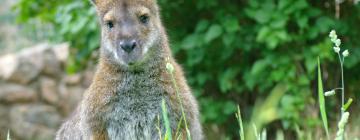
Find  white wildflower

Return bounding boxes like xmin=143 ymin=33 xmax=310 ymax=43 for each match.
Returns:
xmin=335 ymin=112 xmax=350 ymax=140
xmin=342 ymin=50 xmax=349 ymax=57
xmin=329 ymin=30 xmax=337 ymax=39
xmin=324 ymin=90 xmax=336 ymax=96
xmin=335 ymin=39 xmax=341 ymax=47
xmin=166 ymin=63 xmax=174 ymax=73
xmin=333 ymin=47 xmax=340 ymax=53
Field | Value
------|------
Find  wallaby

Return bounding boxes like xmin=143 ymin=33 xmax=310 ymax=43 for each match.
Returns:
xmin=55 ymin=0 xmax=203 ymax=139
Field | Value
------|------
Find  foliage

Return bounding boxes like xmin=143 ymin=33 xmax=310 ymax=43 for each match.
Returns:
xmin=13 ymin=0 xmax=360 ymax=138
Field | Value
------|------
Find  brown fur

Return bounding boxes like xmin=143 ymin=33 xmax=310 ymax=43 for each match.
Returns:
xmin=56 ymin=0 xmax=202 ymax=139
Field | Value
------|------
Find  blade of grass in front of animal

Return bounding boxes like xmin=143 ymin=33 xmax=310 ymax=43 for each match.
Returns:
xmin=174 ymin=115 xmax=184 ymax=138
xmin=168 ymin=68 xmax=191 ymax=140
xmin=156 ymin=115 xmax=163 ymax=140
xmin=318 ymin=58 xmax=329 ymax=140
xmin=162 ymin=98 xmax=172 ymax=140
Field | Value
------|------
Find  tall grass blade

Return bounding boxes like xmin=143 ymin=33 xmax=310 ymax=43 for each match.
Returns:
xmin=260 ymin=129 xmax=267 ymax=140
xmin=156 ymin=115 xmax=163 ymax=140
xmin=235 ymin=105 xmax=245 ymax=140
xmin=7 ymin=130 xmax=11 ymax=140
xmin=162 ymin=98 xmax=172 ymax=140
xmin=276 ymin=130 xmax=284 ymax=140
xmin=167 ymin=62 xmax=191 ymax=140
xmin=318 ymin=58 xmax=329 ymax=140
xmin=252 ymin=123 xmax=260 ymax=140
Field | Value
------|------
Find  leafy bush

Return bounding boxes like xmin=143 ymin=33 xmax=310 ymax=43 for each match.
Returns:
xmin=13 ymin=0 xmax=360 ymax=138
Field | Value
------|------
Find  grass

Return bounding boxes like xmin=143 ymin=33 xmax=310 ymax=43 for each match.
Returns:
xmin=158 ymin=61 xmax=192 ymax=140
xmin=318 ymin=57 xmax=330 ymax=139
xmin=162 ymin=98 xmax=172 ymax=140
xmin=166 ymin=62 xmax=192 ymax=140
xmin=313 ymin=30 xmax=357 ymax=140
xmin=235 ymin=106 xmax=245 ymax=140
xmin=7 ymin=130 xmax=11 ymax=140
xmin=230 ymin=30 xmax=356 ymax=140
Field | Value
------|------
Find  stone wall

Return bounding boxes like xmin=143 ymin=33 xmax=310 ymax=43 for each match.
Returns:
xmin=0 ymin=43 xmax=95 ymax=140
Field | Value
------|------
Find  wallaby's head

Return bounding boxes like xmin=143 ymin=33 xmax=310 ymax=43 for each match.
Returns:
xmin=91 ymin=0 xmax=163 ymax=68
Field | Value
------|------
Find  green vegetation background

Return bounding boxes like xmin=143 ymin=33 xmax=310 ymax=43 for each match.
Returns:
xmin=13 ymin=0 xmax=360 ymax=139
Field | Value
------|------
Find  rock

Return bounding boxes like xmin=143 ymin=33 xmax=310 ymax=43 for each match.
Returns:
xmin=0 ymin=54 xmax=18 ymax=80
xmin=3 ymin=44 xmax=49 ymax=84
xmin=0 ymin=105 xmax=10 ymax=139
xmin=40 ymin=77 xmax=59 ymax=105
xmin=58 ymin=84 xmax=84 ymax=115
xmin=52 ymin=43 xmax=69 ymax=65
xmin=64 ymin=73 xmax=82 ymax=85
xmin=42 ymin=49 xmax=62 ymax=77
xmin=0 ymin=84 xmax=37 ymax=104
xmin=10 ymin=104 xmax=62 ymax=140
xmin=0 ymin=43 xmax=68 ymax=83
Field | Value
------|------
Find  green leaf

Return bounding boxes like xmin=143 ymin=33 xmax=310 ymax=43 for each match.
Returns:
xmin=205 ymin=24 xmax=223 ymax=43
xmin=219 ymin=68 xmax=239 ymax=93
xmin=269 ymin=18 xmax=288 ymax=29
xmin=317 ymin=58 xmax=329 ymax=140
xmin=278 ymin=0 xmax=291 ymax=10
xmin=222 ymin=33 xmax=236 ymax=46
xmin=342 ymin=98 xmax=353 ymax=111
xmin=223 ymin=17 xmax=240 ymax=33
xmin=245 ymin=5 xmax=273 ymax=24
xmin=296 ymin=15 xmax=309 ymax=29
xmin=315 ymin=17 xmax=335 ymax=33
xmin=195 ymin=20 xmax=209 ymax=33
xmin=251 ymin=59 xmax=269 ymax=75
xmin=223 ymin=101 xmax=237 ymax=115
xmin=71 ymin=17 xmax=88 ymax=34
xmin=283 ymin=0 xmax=308 ymax=14
xmin=182 ymin=34 xmax=199 ymax=50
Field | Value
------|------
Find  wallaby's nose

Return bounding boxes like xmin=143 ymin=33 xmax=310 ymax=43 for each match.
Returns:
xmin=120 ymin=40 xmax=137 ymax=53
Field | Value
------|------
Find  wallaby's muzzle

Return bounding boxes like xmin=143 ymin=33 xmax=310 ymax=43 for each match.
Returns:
xmin=120 ymin=40 xmax=137 ymax=53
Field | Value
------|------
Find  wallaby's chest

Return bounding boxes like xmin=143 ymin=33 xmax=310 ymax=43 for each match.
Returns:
xmin=104 ymin=73 xmax=174 ymax=140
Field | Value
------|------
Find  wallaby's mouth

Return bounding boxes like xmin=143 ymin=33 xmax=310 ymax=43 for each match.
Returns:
xmin=115 ymin=45 xmax=144 ymax=66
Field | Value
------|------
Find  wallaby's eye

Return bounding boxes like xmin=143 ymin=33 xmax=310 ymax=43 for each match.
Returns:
xmin=139 ymin=14 xmax=149 ymax=24
xmin=106 ymin=21 xmax=114 ymax=29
